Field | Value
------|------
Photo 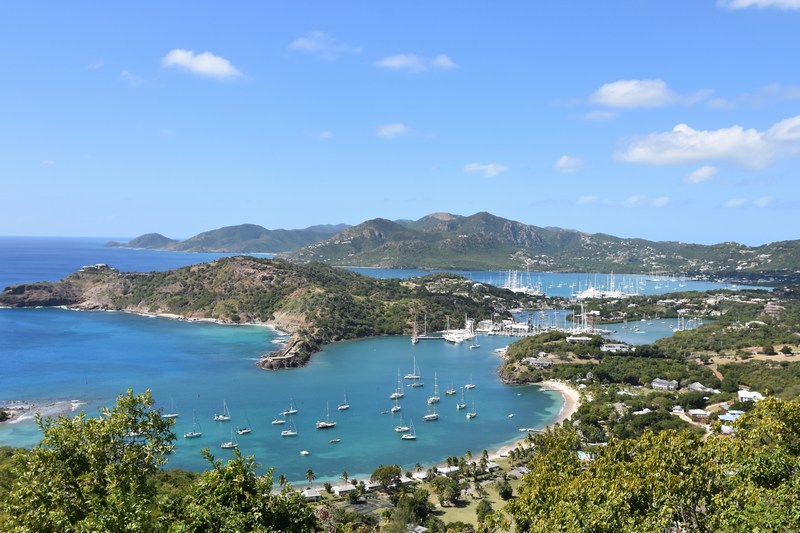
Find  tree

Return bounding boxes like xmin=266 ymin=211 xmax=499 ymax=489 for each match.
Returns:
xmin=370 ymin=464 xmax=402 ymax=489
xmin=171 ymin=448 xmax=318 ymax=532
xmin=340 ymin=470 xmax=349 ymax=484
xmin=306 ymin=468 xmax=316 ymax=487
xmin=4 ymin=389 xmax=175 ymax=532
xmin=495 ymin=478 xmax=513 ymax=500
xmin=476 ymin=499 xmax=493 ymax=524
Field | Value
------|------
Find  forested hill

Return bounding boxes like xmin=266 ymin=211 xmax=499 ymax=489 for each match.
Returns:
xmin=282 ymin=211 xmax=800 ymax=277
xmin=0 ymin=257 xmax=529 ymax=368
xmin=106 ymin=223 xmax=350 ymax=253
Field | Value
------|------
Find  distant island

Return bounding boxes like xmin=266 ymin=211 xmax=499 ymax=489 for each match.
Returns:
xmin=0 ymin=257 xmax=531 ymax=369
xmin=107 ymin=212 xmax=800 ymax=281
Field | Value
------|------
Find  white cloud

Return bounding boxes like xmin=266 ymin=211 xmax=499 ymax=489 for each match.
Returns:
xmin=617 ymin=123 xmax=773 ymax=168
xmin=651 ymin=196 xmax=671 ymax=208
xmin=753 ymin=196 xmax=774 ymax=208
xmin=120 ymin=70 xmax=144 ymax=87
xmin=724 ymin=198 xmax=748 ymax=208
xmin=718 ymin=0 xmax=800 ymax=9
xmin=582 ymin=110 xmax=617 ymax=121
xmin=161 ymin=49 xmax=241 ymax=80
xmin=554 ymin=155 xmax=584 ymax=173
xmin=86 ymin=61 xmax=104 ymax=70
xmin=577 ymin=195 xmax=599 ymax=204
xmin=624 ymin=194 xmax=647 ymax=207
xmin=376 ymin=123 xmax=411 ymax=138
xmin=590 ymin=79 xmax=709 ymax=108
xmin=708 ymin=84 xmax=800 ymax=108
xmin=463 ymin=163 xmax=509 ymax=178
xmin=375 ymin=54 xmax=426 ymax=72
xmin=685 ymin=165 xmax=719 ymax=184
xmin=40 ymin=159 xmax=55 ymax=165
xmin=431 ymin=54 xmax=458 ymax=70
xmin=375 ymin=53 xmax=457 ymax=72
xmin=289 ymin=31 xmax=361 ymax=60
xmin=767 ymin=115 xmax=800 ymax=141
xmin=318 ymin=130 xmax=334 ymax=139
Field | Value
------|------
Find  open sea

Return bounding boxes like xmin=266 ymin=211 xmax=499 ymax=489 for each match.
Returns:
xmin=0 ymin=237 xmax=761 ymax=483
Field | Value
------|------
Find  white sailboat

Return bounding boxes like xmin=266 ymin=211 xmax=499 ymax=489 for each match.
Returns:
xmin=338 ymin=390 xmax=350 ymax=410
xmin=271 ymin=417 xmax=286 ymax=425
xmin=235 ymin=415 xmax=252 ymax=435
xmin=391 ymin=397 xmax=401 ymax=413
xmin=404 ymin=355 xmax=421 ymax=380
xmin=394 ymin=414 xmax=410 ymax=433
xmin=316 ymin=402 xmax=336 ymax=429
xmin=467 ymin=396 xmax=477 ymax=419
xmin=390 ymin=370 xmax=405 ymax=399
xmin=465 ymin=374 xmax=476 ymax=390
xmin=401 ymin=419 xmax=417 ymax=440
xmin=183 ymin=411 xmax=202 ymax=439
xmin=427 ymin=372 xmax=440 ymax=404
xmin=445 ymin=380 xmax=457 ymax=395
xmin=220 ymin=429 xmax=238 ymax=449
xmin=213 ymin=400 xmax=231 ymax=421
xmin=281 ymin=398 xmax=298 ymax=416
xmin=280 ymin=419 xmax=297 ymax=437
xmin=162 ymin=399 xmax=179 ymax=419
xmin=456 ymin=387 xmax=467 ymax=410
xmin=423 ymin=404 xmax=439 ymax=421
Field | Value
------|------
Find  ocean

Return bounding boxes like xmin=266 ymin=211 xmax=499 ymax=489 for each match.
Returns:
xmin=0 ymin=237 xmax=757 ymax=483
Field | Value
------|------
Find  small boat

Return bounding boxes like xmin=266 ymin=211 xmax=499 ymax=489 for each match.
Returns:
xmin=162 ymin=399 xmax=180 ymax=419
xmin=427 ymin=372 xmax=440 ymax=405
xmin=271 ymin=418 xmax=286 ymax=425
xmin=300 ymin=450 xmax=310 ymax=456
xmin=213 ymin=400 xmax=231 ymax=421
xmin=408 ymin=381 xmax=425 ymax=388
xmin=281 ymin=398 xmax=298 ymax=416
xmin=338 ymin=390 xmax=350 ymax=411
xmin=329 ymin=438 xmax=341 ymax=443
xmin=183 ymin=411 xmax=202 ymax=439
xmin=394 ymin=415 xmax=410 ymax=432
xmin=404 ymin=354 xmax=422 ymax=380
xmin=423 ymin=404 xmax=439 ymax=421
xmin=401 ymin=419 xmax=417 ymax=440
xmin=469 ymin=343 xmax=480 ymax=349
xmin=465 ymin=374 xmax=476 ymax=390
xmin=220 ymin=430 xmax=238 ymax=449
xmin=235 ymin=415 xmax=252 ymax=435
xmin=467 ymin=397 xmax=477 ymax=419
xmin=444 ymin=381 xmax=457 ymax=395
xmin=281 ymin=420 xmax=297 ymax=437
xmin=316 ymin=402 xmax=336 ymax=429
xmin=456 ymin=387 xmax=467 ymax=410
xmin=391 ymin=397 xmax=401 ymax=413
xmin=390 ymin=370 xmax=405 ymax=399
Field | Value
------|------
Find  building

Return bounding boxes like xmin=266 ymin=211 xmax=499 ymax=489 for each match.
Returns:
xmin=688 ymin=409 xmax=710 ymax=419
xmin=600 ymin=343 xmax=632 ymax=353
xmin=522 ymin=357 xmax=553 ymax=367
xmin=738 ymin=390 xmax=764 ymax=402
xmin=333 ymin=484 xmax=356 ymax=497
xmin=301 ymin=488 xmax=321 ymax=501
xmin=687 ymin=382 xmax=721 ymax=394
xmin=651 ymin=378 xmax=679 ymax=391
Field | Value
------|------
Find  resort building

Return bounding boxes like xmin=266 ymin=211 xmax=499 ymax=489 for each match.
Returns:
xmin=738 ymin=390 xmax=765 ymax=402
xmin=651 ymin=378 xmax=679 ymax=391
xmin=600 ymin=343 xmax=632 ymax=353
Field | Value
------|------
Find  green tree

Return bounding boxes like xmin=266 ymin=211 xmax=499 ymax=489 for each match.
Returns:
xmin=370 ymin=464 xmax=402 ymax=489
xmin=306 ymin=468 xmax=315 ymax=488
xmin=476 ymin=499 xmax=493 ymax=524
xmin=3 ymin=389 xmax=174 ymax=533
xmin=171 ymin=448 xmax=318 ymax=532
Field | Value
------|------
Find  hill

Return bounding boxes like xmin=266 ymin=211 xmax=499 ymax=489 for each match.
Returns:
xmin=0 ymin=257 xmax=529 ymax=369
xmin=283 ymin=211 xmax=800 ymax=277
xmin=106 ymin=223 xmax=350 ymax=253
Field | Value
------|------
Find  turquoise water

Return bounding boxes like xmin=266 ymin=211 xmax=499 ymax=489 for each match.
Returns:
xmin=0 ymin=307 xmax=559 ymax=483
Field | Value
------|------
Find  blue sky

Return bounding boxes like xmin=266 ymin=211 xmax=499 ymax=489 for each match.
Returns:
xmin=2 ymin=1 xmax=799 ymax=245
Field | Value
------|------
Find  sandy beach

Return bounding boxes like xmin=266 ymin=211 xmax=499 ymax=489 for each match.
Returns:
xmin=490 ymin=379 xmax=581 ymax=459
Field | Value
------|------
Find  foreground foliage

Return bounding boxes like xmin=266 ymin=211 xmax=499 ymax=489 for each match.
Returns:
xmin=491 ymin=398 xmax=800 ymax=532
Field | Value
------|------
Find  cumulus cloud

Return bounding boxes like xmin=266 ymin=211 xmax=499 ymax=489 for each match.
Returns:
xmin=289 ymin=31 xmax=361 ymax=59
xmin=375 ymin=123 xmax=411 ymax=138
xmin=685 ymin=165 xmax=719 ymax=184
xmin=618 ymin=114 xmax=800 ymax=168
xmin=718 ymin=0 xmax=800 ymax=9
xmin=162 ymin=49 xmax=241 ymax=80
xmin=589 ymin=79 xmax=709 ymax=108
xmin=376 ymin=53 xmax=457 ymax=72
xmin=463 ymin=163 xmax=509 ymax=178
xmin=554 ymin=155 xmax=584 ymax=173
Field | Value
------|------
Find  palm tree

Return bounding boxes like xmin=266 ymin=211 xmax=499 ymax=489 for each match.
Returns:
xmin=306 ymin=468 xmax=315 ymax=488
xmin=278 ymin=473 xmax=287 ymax=487
xmin=465 ymin=450 xmax=473 ymax=463
xmin=340 ymin=470 xmax=349 ymax=484
xmin=415 ymin=463 xmax=422 ymax=473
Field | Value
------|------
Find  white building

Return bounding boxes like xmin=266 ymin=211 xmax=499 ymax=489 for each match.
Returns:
xmin=738 ymin=390 xmax=764 ymax=402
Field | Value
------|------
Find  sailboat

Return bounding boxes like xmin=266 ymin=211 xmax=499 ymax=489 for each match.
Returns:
xmin=391 ymin=397 xmax=401 ymax=413
xmin=183 ymin=411 xmax=202 ymax=439
xmin=390 ymin=370 xmax=405 ymax=399
xmin=423 ymin=404 xmax=439 ymax=421
xmin=316 ymin=402 xmax=336 ymax=429
xmin=281 ymin=398 xmax=298 ymax=416
xmin=338 ymin=390 xmax=350 ymax=410
xmin=456 ymin=387 xmax=467 ymax=410
xmin=465 ymin=374 xmax=476 ymax=390
xmin=280 ymin=419 xmax=297 ymax=437
xmin=401 ymin=419 xmax=417 ymax=440
xmin=404 ymin=355 xmax=421 ymax=380
xmin=271 ymin=417 xmax=286 ymax=425
xmin=394 ymin=414 xmax=410 ymax=433
xmin=427 ymin=372 xmax=440 ymax=404
xmin=445 ymin=380 xmax=457 ymax=395
xmin=411 ymin=314 xmax=419 ymax=344
xmin=162 ymin=399 xmax=179 ymax=419
xmin=235 ymin=415 xmax=252 ymax=435
xmin=467 ymin=396 xmax=477 ymax=419
xmin=220 ymin=429 xmax=238 ymax=449
xmin=213 ymin=400 xmax=231 ymax=421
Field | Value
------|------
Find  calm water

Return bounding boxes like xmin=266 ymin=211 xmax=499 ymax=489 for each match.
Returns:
xmin=0 ymin=237 xmax=746 ymax=482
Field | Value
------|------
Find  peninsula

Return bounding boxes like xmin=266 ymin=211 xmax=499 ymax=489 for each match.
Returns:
xmin=0 ymin=257 xmax=531 ymax=369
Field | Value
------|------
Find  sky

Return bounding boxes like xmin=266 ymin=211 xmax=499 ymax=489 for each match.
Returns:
xmin=2 ymin=1 xmax=800 ymax=245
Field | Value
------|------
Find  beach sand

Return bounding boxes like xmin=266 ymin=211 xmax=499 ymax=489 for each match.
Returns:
xmin=490 ymin=379 xmax=580 ymax=460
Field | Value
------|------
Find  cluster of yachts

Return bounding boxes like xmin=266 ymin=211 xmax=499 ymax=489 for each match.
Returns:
xmin=163 ymin=357 xmax=479 ymax=451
